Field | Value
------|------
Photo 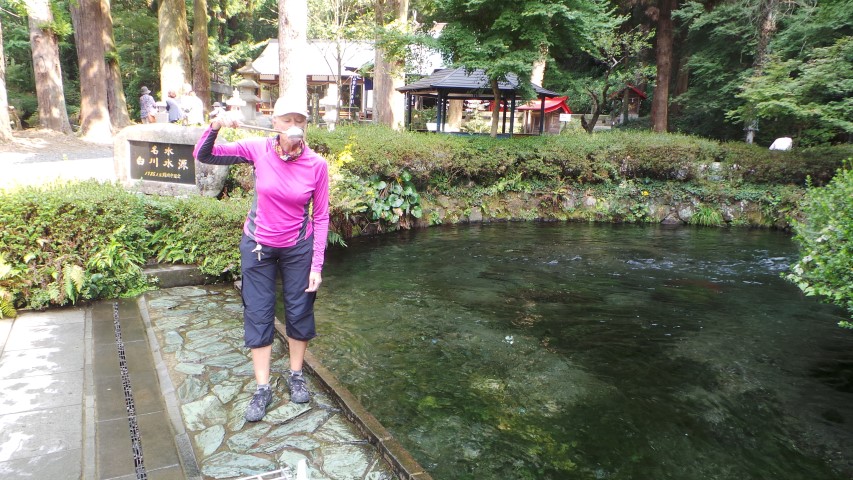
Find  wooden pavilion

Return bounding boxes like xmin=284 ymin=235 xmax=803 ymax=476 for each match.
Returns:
xmin=397 ymin=68 xmax=560 ymax=135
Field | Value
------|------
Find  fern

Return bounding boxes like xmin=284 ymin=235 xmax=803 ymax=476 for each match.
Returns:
xmin=0 ymin=255 xmax=19 ymax=318
xmin=63 ymin=264 xmax=85 ymax=304
xmin=327 ymin=231 xmax=347 ymax=247
xmin=0 ymin=291 xmax=16 ymax=319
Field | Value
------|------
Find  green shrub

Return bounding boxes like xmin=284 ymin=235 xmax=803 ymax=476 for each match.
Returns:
xmin=0 ymin=181 xmax=152 ymax=309
xmin=310 ymin=125 xmax=847 ymax=190
xmin=786 ymin=162 xmax=853 ymax=328
xmin=146 ymin=195 xmax=249 ymax=276
xmin=0 ymin=182 xmax=251 ymax=312
xmin=721 ymin=143 xmax=852 ymax=186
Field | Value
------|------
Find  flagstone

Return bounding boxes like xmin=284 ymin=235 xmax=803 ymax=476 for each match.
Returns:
xmin=212 ymin=380 xmax=243 ymax=404
xmin=195 ymin=424 xmax=225 ymax=457
xmin=200 ymin=452 xmax=276 ymax=479
xmin=264 ymin=401 xmax=311 ymax=424
xmin=182 ymin=394 xmax=227 ymax=431
xmin=177 ymin=375 xmax=207 ymax=402
xmin=176 ymin=362 xmax=205 ymax=375
xmin=314 ymin=414 xmax=362 ymax=443
xmin=226 ymin=423 xmax=271 ymax=451
xmin=318 ymin=444 xmax=375 ymax=480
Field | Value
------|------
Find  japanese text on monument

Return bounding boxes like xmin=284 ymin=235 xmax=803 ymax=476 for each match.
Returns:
xmin=129 ymin=140 xmax=196 ymax=185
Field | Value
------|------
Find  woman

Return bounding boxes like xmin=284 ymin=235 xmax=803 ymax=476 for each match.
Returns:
xmin=139 ymin=86 xmax=156 ymax=123
xmin=193 ymin=96 xmax=329 ymax=422
xmin=165 ymin=90 xmax=184 ymax=124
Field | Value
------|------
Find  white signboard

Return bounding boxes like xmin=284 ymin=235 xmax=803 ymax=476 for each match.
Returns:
xmin=559 ymin=113 xmax=572 ymax=122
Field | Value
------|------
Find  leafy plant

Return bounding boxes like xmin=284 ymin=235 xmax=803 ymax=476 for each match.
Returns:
xmin=0 ymin=255 xmax=21 ymax=318
xmin=690 ymin=204 xmax=724 ymax=226
xmin=63 ymin=264 xmax=85 ymax=304
xmin=365 ymin=171 xmax=423 ymax=228
xmin=84 ymin=225 xmax=148 ymax=300
xmin=786 ymin=162 xmax=853 ymax=328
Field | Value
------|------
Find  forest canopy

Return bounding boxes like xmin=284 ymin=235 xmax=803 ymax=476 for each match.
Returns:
xmin=1 ymin=0 xmax=851 ymax=145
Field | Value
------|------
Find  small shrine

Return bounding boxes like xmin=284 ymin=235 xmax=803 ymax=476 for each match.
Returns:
xmin=517 ymin=96 xmax=572 ymax=134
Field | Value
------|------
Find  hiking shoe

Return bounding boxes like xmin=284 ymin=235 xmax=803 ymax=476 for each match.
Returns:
xmin=288 ymin=375 xmax=310 ymax=404
xmin=245 ymin=388 xmax=273 ymax=422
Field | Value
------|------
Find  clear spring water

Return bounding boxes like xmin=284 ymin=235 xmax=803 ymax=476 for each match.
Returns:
xmin=306 ymin=223 xmax=853 ymax=480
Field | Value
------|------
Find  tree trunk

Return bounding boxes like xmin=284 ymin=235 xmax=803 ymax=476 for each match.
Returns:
xmin=279 ymin=0 xmax=308 ymax=105
xmin=70 ymin=0 xmax=113 ymax=140
xmin=650 ymin=0 xmax=675 ymax=133
xmin=754 ymin=0 xmax=779 ymax=75
xmin=26 ymin=0 xmax=72 ymax=134
xmin=193 ymin=0 xmax=211 ymax=113
xmin=669 ymin=52 xmax=689 ymax=116
xmin=490 ymin=79 xmax=500 ymax=137
xmin=335 ymin=40 xmax=344 ymax=113
xmin=582 ymin=86 xmax=604 ymax=134
xmin=373 ymin=0 xmax=407 ymax=130
xmin=0 ymin=18 xmax=13 ymax=142
xmin=159 ymin=0 xmax=192 ymax=98
xmin=530 ymin=43 xmax=548 ymax=86
xmin=102 ymin=0 xmax=131 ymax=128
xmin=447 ymin=99 xmax=463 ymax=131
xmin=744 ymin=0 xmax=779 ymax=143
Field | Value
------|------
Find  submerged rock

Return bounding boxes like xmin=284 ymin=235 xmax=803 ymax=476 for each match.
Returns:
xmin=318 ymin=443 xmax=375 ymax=479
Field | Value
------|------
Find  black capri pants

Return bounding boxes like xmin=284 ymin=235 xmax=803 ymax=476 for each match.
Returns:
xmin=239 ymin=234 xmax=317 ymax=347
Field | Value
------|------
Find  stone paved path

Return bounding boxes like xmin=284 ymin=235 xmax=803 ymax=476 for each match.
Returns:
xmin=143 ymin=285 xmax=396 ymax=480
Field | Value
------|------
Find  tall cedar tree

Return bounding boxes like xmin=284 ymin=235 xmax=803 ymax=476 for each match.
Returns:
xmin=373 ymin=0 xmax=408 ymax=130
xmin=648 ymin=0 xmax=676 ymax=132
xmin=279 ymin=0 xmax=308 ymax=104
xmin=0 ymin=17 xmax=13 ymax=142
xmin=103 ymin=0 xmax=131 ymax=128
xmin=192 ymin=0 xmax=211 ymax=112
xmin=159 ymin=0 xmax=191 ymax=96
xmin=70 ymin=0 xmax=113 ymax=139
xmin=25 ymin=0 xmax=72 ymax=133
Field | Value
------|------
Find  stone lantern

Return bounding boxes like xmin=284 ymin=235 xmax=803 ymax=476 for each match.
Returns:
xmin=235 ymin=78 xmax=261 ymax=123
xmin=320 ymin=83 xmax=339 ymax=131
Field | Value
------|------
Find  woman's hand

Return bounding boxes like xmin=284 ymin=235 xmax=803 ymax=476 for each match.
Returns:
xmin=305 ymin=271 xmax=322 ymax=292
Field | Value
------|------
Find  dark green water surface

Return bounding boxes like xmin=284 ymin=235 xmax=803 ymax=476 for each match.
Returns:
xmin=308 ymin=223 xmax=853 ymax=480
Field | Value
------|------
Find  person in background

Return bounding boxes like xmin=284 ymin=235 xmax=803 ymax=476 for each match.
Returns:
xmin=181 ymin=84 xmax=205 ymax=125
xmin=165 ymin=90 xmax=184 ymax=124
xmin=193 ymin=96 xmax=329 ymax=423
xmin=139 ymin=86 xmax=156 ymax=123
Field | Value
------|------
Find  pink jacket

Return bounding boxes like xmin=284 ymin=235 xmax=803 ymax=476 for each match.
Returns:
xmin=194 ymin=126 xmax=330 ymax=272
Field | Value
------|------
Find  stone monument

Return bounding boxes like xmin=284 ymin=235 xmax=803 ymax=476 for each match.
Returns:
xmin=114 ymin=124 xmax=229 ymax=197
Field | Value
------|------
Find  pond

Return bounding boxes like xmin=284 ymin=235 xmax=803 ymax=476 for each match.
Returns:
xmin=303 ymin=223 xmax=852 ymax=480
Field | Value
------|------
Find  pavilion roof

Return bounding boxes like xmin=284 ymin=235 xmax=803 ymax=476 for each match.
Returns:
xmin=397 ymin=67 xmax=559 ymax=99
xmin=516 ymin=96 xmax=572 ymax=114
xmin=252 ymin=39 xmax=375 ymax=78
xmin=610 ymin=84 xmax=648 ymax=100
